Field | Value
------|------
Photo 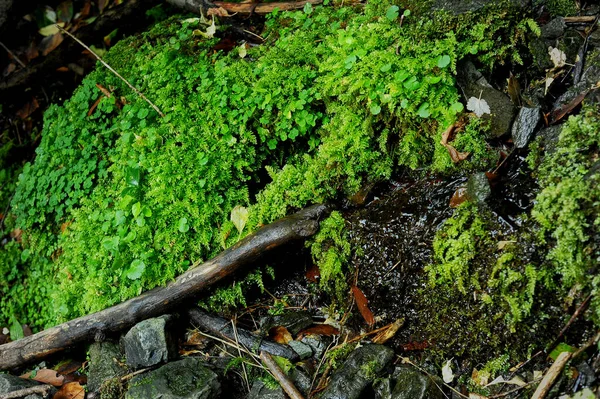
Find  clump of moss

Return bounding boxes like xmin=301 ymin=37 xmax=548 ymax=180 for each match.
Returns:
xmin=100 ymin=377 xmax=124 ymax=399
xmin=309 ymin=211 xmax=351 ymax=305
xmin=534 ymin=0 xmax=578 ymax=16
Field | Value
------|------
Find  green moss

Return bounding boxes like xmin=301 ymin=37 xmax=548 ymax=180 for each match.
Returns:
xmin=534 ymin=0 xmax=578 ymax=16
xmin=1 ymin=0 xmax=539 ymax=327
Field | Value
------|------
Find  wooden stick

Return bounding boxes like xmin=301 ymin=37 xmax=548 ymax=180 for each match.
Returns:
xmin=0 ymin=385 xmax=53 ymax=399
xmin=531 ymin=351 xmax=572 ymax=399
xmin=564 ymin=16 xmax=596 ymax=24
xmin=0 ymin=204 xmax=328 ymax=371
xmin=55 ymin=24 xmax=165 ymax=117
xmin=188 ymin=307 xmax=299 ymax=361
xmin=260 ymin=351 xmax=305 ymax=399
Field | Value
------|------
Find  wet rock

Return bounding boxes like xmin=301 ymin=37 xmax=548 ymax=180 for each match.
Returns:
xmin=289 ymin=340 xmax=313 ymax=360
xmin=261 ymin=310 xmax=313 ymax=336
xmin=87 ymin=341 xmax=128 ymax=393
xmin=0 ymin=373 xmax=55 ymax=399
xmin=512 ymin=107 xmax=542 ymax=148
xmin=301 ymin=335 xmax=329 ymax=360
xmin=122 ymin=315 xmax=177 ymax=369
xmin=125 ymin=358 xmax=220 ymax=399
xmin=466 ymin=173 xmax=491 ymax=203
xmin=541 ymin=17 xmax=566 ymax=40
xmin=248 ymin=380 xmax=286 ymax=399
xmin=537 ymin=125 xmax=562 ymax=154
xmin=391 ymin=365 xmax=444 ymax=399
xmin=319 ymin=344 xmax=394 ymax=399
xmin=430 ymin=0 xmax=527 ymax=14
xmin=457 ymin=61 xmax=516 ymax=137
xmin=289 ymin=367 xmax=312 ymax=395
xmin=554 ymin=51 xmax=600 ymax=108
xmin=373 ymin=378 xmax=393 ymax=399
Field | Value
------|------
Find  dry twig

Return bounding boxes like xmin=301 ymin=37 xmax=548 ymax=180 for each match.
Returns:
xmin=260 ymin=351 xmax=305 ymax=399
xmin=531 ymin=351 xmax=572 ymax=399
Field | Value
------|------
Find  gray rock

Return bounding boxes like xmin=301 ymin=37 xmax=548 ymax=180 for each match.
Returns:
xmin=123 ymin=315 xmax=177 ymax=369
xmin=537 ymin=125 xmax=561 ymax=154
xmin=554 ymin=52 xmax=600 ymax=109
xmin=466 ymin=172 xmax=491 ymax=203
xmin=512 ymin=107 xmax=542 ymax=148
xmin=391 ymin=365 xmax=444 ymax=399
xmin=125 ymin=358 xmax=220 ymax=399
xmin=457 ymin=61 xmax=516 ymax=137
xmin=87 ymin=341 xmax=128 ymax=392
xmin=261 ymin=310 xmax=313 ymax=335
xmin=248 ymin=380 xmax=286 ymax=399
xmin=319 ymin=344 xmax=394 ymax=399
xmin=301 ymin=335 xmax=329 ymax=360
xmin=374 ymin=378 xmax=393 ymax=399
xmin=289 ymin=340 xmax=313 ymax=360
xmin=289 ymin=368 xmax=312 ymax=395
xmin=541 ymin=18 xmax=566 ymax=40
xmin=430 ymin=0 xmax=527 ymax=14
xmin=0 ymin=373 xmax=55 ymax=399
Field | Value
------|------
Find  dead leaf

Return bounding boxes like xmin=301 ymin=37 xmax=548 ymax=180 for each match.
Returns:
xmin=467 ymin=96 xmax=491 ymax=117
xmin=507 ymin=73 xmax=521 ymax=106
xmin=21 ymin=369 xmax=65 ymax=387
xmin=54 ymin=360 xmax=83 ymax=376
xmin=269 ymin=326 xmax=292 ymax=344
xmin=3 ymin=63 xmax=16 ymax=76
xmin=497 ymin=240 xmax=516 ymax=250
xmin=372 ymin=318 xmax=404 ymax=344
xmin=57 ymin=1 xmax=74 ymax=23
xmin=305 ymin=264 xmax=320 ymax=283
xmin=16 ymin=98 xmax=40 ymax=119
xmin=53 ymin=381 xmax=85 ymax=399
xmin=207 ymin=7 xmax=230 ymax=17
xmin=87 ymin=96 xmax=103 ymax=116
xmin=98 ymin=0 xmax=110 ymax=13
xmin=26 ymin=42 xmax=40 ymax=63
xmin=445 ymin=145 xmax=470 ymax=163
xmin=351 ymin=285 xmax=375 ymax=327
xmin=95 ymin=83 xmax=112 ymax=97
xmin=548 ymin=46 xmax=567 ymax=68
xmin=184 ymin=330 xmax=209 ymax=347
xmin=297 ymin=324 xmax=340 ymax=340
xmin=10 ymin=229 xmax=22 ymax=242
xmin=550 ymin=90 xmax=589 ymax=124
xmin=400 ymin=340 xmax=429 ymax=351
xmin=56 ymin=66 xmax=70 ymax=72
xmin=39 ymin=33 xmax=64 ymax=56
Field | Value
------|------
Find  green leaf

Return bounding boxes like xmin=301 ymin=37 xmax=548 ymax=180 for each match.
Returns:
xmin=126 ymin=259 xmax=145 ymax=280
xmin=102 ymin=236 xmax=120 ymax=252
xmin=379 ymin=63 xmax=392 ymax=73
xmin=386 ymin=5 xmax=399 ymax=21
xmin=417 ymin=102 xmax=430 ymax=118
xmin=231 ymin=205 xmax=249 ymax=234
xmin=126 ymin=166 xmax=141 ymax=187
xmin=137 ymin=108 xmax=149 ymax=119
xmin=437 ymin=55 xmax=451 ymax=68
xmin=178 ymin=217 xmax=190 ymax=233
xmin=9 ymin=319 xmax=24 ymax=341
xmin=132 ymin=202 xmax=142 ymax=218
xmin=142 ymin=206 xmax=152 ymax=218
xmin=303 ymin=2 xmax=313 ymax=14
xmin=403 ymin=9 xmax=411 ymax=17
xmin=549 ymin=343 xmax=575 ymax=361
xmin=450 ymin=102 xmax=464 ymax=114
xmin=21 ymin=249 xmax=31 ymax=262
xmin=370 ymin=104 xmax=381 ymax=115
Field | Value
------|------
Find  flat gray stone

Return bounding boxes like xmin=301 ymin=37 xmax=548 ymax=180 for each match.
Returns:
xmin=319 ymin=344 xmax=394 ymax=399
xmin=248 ymin=380 xmax=286 ymax=399
xmin=123 ymin=315 xmax=177 ymax=369
xmin=466 ymin=172 xmax=491 ymax=203
xmin=391 ymin=365 xmax=444 ymax=399
xmin=301 ymin=335 xmax=329 ymax=360
xmin=0 ymin=373 xmax=55 ymax=399
xmin=512 ymin=107 xmax=541 ymax=148
xmin=289 ymin=340 xmax=313 ymax=360
xmin=87 ymin=341 xmax=128 ymax=392
xmin=261 ymin=310 xmax=313 ymax=335
xmin=125 ymin=358 xmax=220 ymax=399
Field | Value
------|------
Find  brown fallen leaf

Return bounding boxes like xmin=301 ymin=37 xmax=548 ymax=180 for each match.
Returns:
xmin=449 ymin=187 xmax=468 ymax=208
xmin=400 ymin=340 xmax=430 ymax=351
xmin=54 ymin=360 xmax=83 ymax=376
xmin=440 ymin=123 xmax=470 ymax=163
xmin=305 ymin=264 xmax=320 ymax=283
xmin=269 ymin=326 xmax=293 ymax=344
xmin=96 ymin=83 xmax=112 ymax=98
xmin=21 ymin=369 xmax=65 ymax=387
xmin=297 ymin=324 xmax=340 ymax=340
xmin=10 ymin=229 xmax=22 ymax=242
xmin=351 ymin=285 xmax=375 ymax=327
xmin=26 ymin=42 xmax=40 ymax=63
xmin=16 ymin=98 xmax=40 ymax=119
xmin=372 ymin=318 xmax=404 ymax=344
xmin=53 ymin=381 xmax=85 ymax=399
xmin=87 ymin=96 xmax=104 ymax=116
xmin=56 ymin=66 xmax=70 ymax=72
xmin=39 ymin=33 xmax=64 ymax=56
xmin=184 ymin=330 xmax=209 ymax=347
xmin=507 ymin=73 xmax=521 ymax=107
xmin=550 ymin=90 xmax=589 ymax=124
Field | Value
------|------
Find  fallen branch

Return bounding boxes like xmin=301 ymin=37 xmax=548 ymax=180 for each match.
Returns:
xmin=0 ymin=204 xmax=329 ymax=371
xmin=188 ymin=307 xmax=300 ymax=362
xmin=166 ymin=0 xmax=323 ymax=15
xmin=260 ymin=351 xmax=305 ymax=399
xmin=0 ymin=385 xmax=53 ymax=399
xmin=531 ymin=351 xmax=572 ymax=399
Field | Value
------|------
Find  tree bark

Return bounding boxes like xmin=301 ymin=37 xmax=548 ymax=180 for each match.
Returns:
xmin=0 ymin=204 xmax=329 ymax=371
xmin=188 ymin=307 xmax=300 ymax=361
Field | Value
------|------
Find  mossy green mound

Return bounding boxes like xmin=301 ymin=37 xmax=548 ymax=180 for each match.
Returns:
xmin=1 ymin=0 xmax=537 ymax=329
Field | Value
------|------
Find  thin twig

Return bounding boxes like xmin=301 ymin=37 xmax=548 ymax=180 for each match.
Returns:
xmin=309 ymin=336 xmax=338 ymax=396
xmin=547 ymin=294 xmax=592 ymax=353
xmin=531 ymin=351 xmax=572 ymax=399
xmin=0 ymin=41 xmax=26 ymax=69
xmin=260 ymin=351 xmax=305 ymax=399
xmin=0 ymin=384 xmax=53 ymax=399
xmin=400 ymin=357 xmax=465 ymax=399
xmin=55 ymin=25 xmax=165 ymax=117
xmin=487 ymin=377 xmax=541 ymax=398
xmin=120 ymin=367 xmax=153 ymax=381
xmin=232 ymin=318 xmax=251 ymax=393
